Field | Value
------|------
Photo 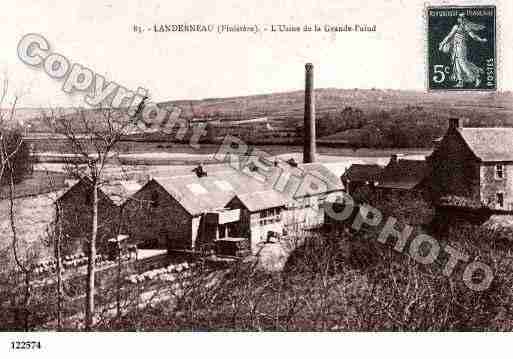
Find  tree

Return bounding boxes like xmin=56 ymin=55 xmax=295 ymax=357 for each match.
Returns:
xmin=0 ymin=76 xmax=34 ymax=330
xmin=41 ymin=102 xmax=145 ymax=330
xmin=43 ymin=184 xmax=65 ymax=330
xmin=0 ymin=128 xmax=31 ymax=185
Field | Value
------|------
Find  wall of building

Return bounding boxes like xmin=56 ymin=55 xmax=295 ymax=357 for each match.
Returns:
xmin=480 ymin=163 xmax=513 ymax=209
xmin=226 ymin=198 xmax=251 ymax=239
xmin=248 ymin=211 xmax=283 ymax=253
xmin=428 ymin=129 xmax=481 ymax=201
xmin=194 ymin=215 xmax=237 ymax=251
xmin=191 ymin=216 xmax=202 ymax=250
xmin=226 ymin=197 xmax=285 ymax=253
xmin=123 ymin=181 xmax=193 ymax=251
xmin=58 ymin=181 xmax=119 ymax=255
xmin=283 ymin=195 xmax=327 ymax=230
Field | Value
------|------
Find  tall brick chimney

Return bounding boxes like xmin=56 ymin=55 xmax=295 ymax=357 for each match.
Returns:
xmin=303 ymin=63 xmax=316 ymax=163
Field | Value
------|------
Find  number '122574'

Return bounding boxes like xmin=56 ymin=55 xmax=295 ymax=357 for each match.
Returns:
xmin=11 ymin=341 xmax=42 ymax=350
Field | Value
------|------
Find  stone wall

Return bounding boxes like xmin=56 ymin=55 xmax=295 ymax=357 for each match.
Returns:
xmin=58 ymin=181 xmax=119 ymax=255
xmin=428 ymin=129 xmax=481 ymax=201
xmin=480 ymin=163 xmax=513 ymax=209
xmin=123 ymin=180 xmax=193 ymax=251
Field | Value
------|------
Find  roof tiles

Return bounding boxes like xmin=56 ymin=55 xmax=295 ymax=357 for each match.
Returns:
xmin=458 ymin=127 xmax=513 ymax=162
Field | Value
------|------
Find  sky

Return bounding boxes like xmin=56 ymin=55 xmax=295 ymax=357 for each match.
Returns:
xmin=0 ymin=0 xmax=511 ymax=107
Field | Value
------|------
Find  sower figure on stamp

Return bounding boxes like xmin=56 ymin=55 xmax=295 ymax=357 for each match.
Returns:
xmin=439 ymin=13 xmax=488 ymax=88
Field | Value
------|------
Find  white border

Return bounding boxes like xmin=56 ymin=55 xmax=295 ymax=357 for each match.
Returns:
xmin=2 ymin=332 xmax=513 ymax=359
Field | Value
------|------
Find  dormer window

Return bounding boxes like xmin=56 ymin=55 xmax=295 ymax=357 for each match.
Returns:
xmin=495 ymin=164 xmax=505 ymax=179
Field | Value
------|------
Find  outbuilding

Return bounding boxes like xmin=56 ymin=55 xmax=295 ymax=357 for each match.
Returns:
xmin=56 ymin=178 xmax=140 ymax=254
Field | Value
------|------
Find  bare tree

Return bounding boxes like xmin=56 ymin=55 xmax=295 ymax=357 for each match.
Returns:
xmin=0 ymin=76 xmax=34 ymax=330
xmin=42 ymin=183 xmax=65 ymax=330
xmin=41 ymin=100 xmax=146 ymax=330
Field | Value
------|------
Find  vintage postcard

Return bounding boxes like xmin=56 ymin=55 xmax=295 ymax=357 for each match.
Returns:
xmin=0 ymin=0 xmax=512 ymax=357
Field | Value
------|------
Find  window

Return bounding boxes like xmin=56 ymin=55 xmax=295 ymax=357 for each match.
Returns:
xmin=496 ymin=193 xmax=504 ymax=208
xmin=496 ymin=164 xmax=505 ymax=179
xmin=259 ymin=207 xmax=282 ymax=225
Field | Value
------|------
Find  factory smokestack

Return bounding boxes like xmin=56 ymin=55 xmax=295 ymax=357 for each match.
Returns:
xmin=303 ymin=63 xmax=316 ymax=163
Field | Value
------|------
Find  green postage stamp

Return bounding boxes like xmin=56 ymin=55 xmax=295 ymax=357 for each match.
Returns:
xmin=427 ymin=5 xmax=496 ymax=91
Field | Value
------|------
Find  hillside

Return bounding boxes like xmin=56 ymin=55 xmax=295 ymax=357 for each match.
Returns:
xmin=6 ymin=89 xmax=513 ymax=148
xmin=160 ymin=88 xmax=513 ymax=122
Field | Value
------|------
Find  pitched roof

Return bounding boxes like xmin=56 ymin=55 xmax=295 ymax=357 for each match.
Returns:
xmin=152 ymin=169 xmax=271 ymax=215
xmin=234 ymin=190 xmax=291 ymax=212
xmin=458 ymin=128 xmax=513 ymax=162
xmin=377 ymin=159 xmax=429 ymax=190
xmin=297 ymin=163 xmax=344 ymax=193
xmin=263 ymin=162 xmax=343 ymax=198
xmin=341 ymin=164 xmax=383 ymax=182
xmin=149 ymin=161 xmax=342 ymax=215
xmin=57 ymin=177 xmax=142 ymax=206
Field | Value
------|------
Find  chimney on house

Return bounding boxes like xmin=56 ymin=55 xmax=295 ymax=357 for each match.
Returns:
xmin=192 ymin=164 xmax=207 ymax=177
xmin=303 ymin=63 xmax=316 ymax=163
xmin=449 ymin=118 xmax=461 ymax=130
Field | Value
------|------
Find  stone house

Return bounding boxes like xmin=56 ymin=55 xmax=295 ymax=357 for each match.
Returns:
xmin=124 ymin=168 xmax=280 ymax=253
xmin=56 ymin=178 xmax=140 ymax=254
xmin=124 ymin=161 xmax=343 ymax=255
xmin=427 ymin=118 xmax=513 ymax=211
xmin=375 ymin=155 xmax=430 ymax=198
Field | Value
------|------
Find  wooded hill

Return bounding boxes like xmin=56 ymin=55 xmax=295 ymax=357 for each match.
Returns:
xmin=9 ymin=89 xmax=513 ymax=148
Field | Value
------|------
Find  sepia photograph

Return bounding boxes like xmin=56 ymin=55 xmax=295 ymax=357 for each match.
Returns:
xmin=0 ymin=0 xmax=512 ymax=357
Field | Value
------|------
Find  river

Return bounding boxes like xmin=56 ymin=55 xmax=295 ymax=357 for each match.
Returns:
xmin=33 ymin=144 xmax=432 ymax=178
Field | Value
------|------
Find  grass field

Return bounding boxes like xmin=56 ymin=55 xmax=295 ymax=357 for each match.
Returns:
xmin=0 ymin=171 xmax=66 ymax=200
xmin=0 ymin=192 xmax=60 ymax=266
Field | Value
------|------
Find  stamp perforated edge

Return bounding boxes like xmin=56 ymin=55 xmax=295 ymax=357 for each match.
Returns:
xmin=422 ymin=0 xmax=501 ymax=92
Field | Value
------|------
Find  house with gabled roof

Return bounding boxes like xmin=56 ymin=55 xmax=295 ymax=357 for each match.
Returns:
xmin=226 ymin=190 xmax=291 ymax=253
xmin=291 ymin=162 xmax=344 ymax=228
xmin=427 ymin=118 xmax=513 ymax=210
xmin=56 ymin=178 xmax=141 ymax=254
xmin=376 ymin=156 xmax=430 ymax=193
xmin=123 ymin=167 xmax=292 ymax=253
xmin=124 ymin=160 xmax=343 ymax=254
xmin=262 ymin=161 xmax=344 ymax=229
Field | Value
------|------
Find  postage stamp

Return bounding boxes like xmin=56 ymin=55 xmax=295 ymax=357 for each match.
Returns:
xmin=426 ymin=5 xmax=496 ymax=91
